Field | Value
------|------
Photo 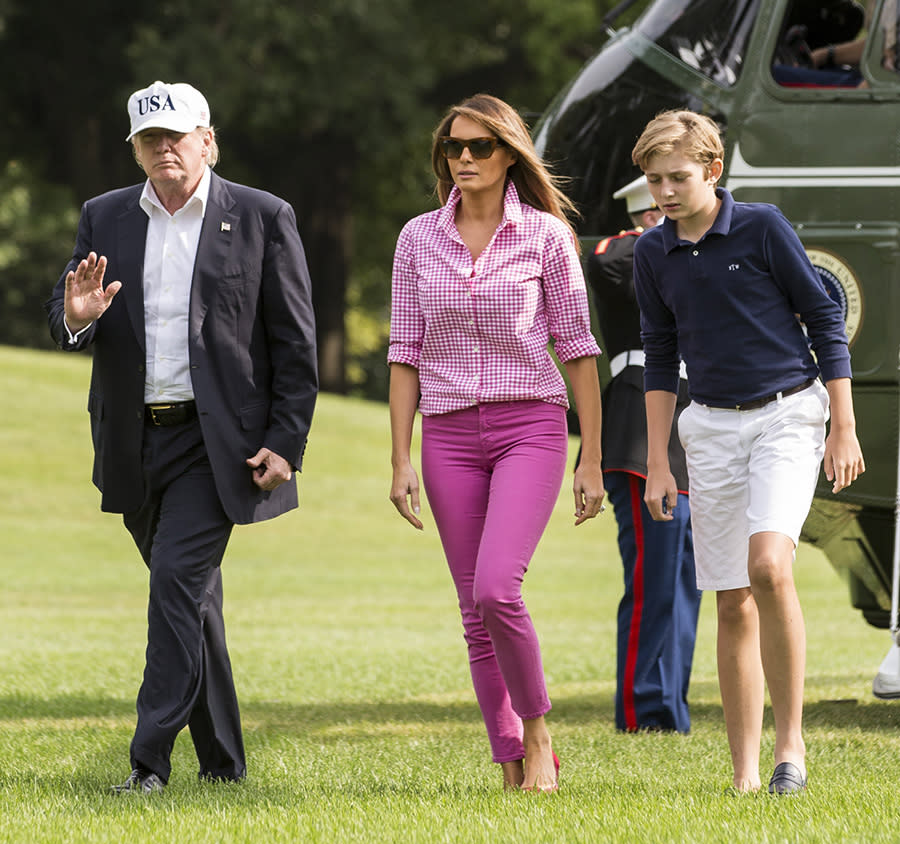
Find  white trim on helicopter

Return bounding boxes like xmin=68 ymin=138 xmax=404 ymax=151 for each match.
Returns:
xmin=725 ymin=142 xmax=900 ymax=189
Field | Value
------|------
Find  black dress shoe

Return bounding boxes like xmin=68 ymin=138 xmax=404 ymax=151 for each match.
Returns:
xmin=198 ymin=771 xmax=244 ymax=784
xmin=768 ymin=761 xmax=807 ymax=795
xmin=111 ymin=769 xmax=165 ymax=795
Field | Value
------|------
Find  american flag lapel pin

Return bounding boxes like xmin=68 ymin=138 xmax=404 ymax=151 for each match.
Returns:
xmin=220 ymin=221 xmax=231 ymax=232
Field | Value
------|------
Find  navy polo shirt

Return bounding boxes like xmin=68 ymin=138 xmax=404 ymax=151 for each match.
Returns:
xmin=633 ymin=188 xmax=851 ymax=407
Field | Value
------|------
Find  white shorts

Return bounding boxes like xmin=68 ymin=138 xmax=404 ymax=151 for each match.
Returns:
xmin=677 ymin=380 xmax=829 ymax=591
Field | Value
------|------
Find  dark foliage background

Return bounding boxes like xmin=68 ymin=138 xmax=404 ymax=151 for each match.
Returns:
xmin=0 ymin=0 xmax=643 ymax=398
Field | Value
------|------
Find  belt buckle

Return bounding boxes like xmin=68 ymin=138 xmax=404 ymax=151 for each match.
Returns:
xmin=148 ymin=404 xmax=174 ymax=426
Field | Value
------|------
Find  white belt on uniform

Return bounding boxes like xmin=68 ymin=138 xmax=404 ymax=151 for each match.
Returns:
xmin=608 ymin=349 xmax=687 ymax=380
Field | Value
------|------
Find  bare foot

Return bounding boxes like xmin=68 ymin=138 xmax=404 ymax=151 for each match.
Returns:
xmin=732 ymin=777 xmax=761 ymax=794
xmin=521 ymin=718 xmax=558 ymax=792
xmin=501 ymin=760 xmax=524 ymax=791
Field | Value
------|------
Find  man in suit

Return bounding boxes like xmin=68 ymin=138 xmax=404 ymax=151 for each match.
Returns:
xmin=45 ymin=80 xmax=318 ymax=793
xmin=587 ymin=176 xmax=700 ymax=733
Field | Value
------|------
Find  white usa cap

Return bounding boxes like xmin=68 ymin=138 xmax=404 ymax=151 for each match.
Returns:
xmin=613 ymin=175 xmax=657 ymax=214
xmin=125 ymin=81 xmax=210 ymax=141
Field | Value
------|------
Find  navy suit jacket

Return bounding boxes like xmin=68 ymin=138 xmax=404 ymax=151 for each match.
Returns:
xmin=46 ymin=171 xmax=318 ymax=525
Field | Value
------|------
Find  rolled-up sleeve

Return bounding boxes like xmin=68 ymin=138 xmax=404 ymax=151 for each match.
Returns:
xmin=542 ymin=221 xmax=602 ymax=363
xmin=387 ymin=222 xmax=424 ymax=369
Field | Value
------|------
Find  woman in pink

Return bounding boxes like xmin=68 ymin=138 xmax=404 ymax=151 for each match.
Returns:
xmin=388 ymin=94 xmax=605 ymax=792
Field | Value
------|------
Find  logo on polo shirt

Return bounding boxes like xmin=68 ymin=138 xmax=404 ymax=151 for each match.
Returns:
xmin=805 ymin=248 xmax=863 ymax=347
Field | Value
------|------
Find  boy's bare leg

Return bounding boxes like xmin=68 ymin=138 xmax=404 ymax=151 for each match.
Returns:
xmin=748 ymin=531 xmax=806 ymax=774
xmin=717 ymin=586 xmax=764 ymax=792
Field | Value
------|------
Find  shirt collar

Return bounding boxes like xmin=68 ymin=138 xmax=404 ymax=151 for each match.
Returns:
xmin=661 ymin=186 xmax=733 ymax=252
xmin=501 ymin=180 xmax=524 ymax=225
xmin=438 ymin=179 xmax=523 ymax=237
xmin=140 ymin=165 xmax=211 ymax=219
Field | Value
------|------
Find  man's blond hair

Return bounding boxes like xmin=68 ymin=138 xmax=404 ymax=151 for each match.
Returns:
xmin=631 ymin=110 xmax=724 ymax=174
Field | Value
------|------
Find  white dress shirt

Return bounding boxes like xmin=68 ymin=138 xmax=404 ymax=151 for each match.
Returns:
xmin=140 ymin=167 xmax=211 ymax=403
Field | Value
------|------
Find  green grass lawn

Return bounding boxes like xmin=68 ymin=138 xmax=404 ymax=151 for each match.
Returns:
xmin=1 ymin=344 xmax=899 ymax=843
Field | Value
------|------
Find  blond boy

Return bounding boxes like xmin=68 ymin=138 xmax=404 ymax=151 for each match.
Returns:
xmin=630 ymin=110 xmax=865 ymax=794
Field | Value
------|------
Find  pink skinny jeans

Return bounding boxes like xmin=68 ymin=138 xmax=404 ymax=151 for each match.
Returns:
xmin=421 ymin=400 xmax=567 ymax=762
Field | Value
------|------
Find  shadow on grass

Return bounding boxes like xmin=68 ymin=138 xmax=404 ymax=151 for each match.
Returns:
xmin=3 ymin=685 xmax=900 ymax=734
xmin=0 ymin=693 xmax=135 ymax=720
xmin=2 ymin=689 xmax=899 ymax=804
xmin=556 ymin=693 xmax=900 ymax=733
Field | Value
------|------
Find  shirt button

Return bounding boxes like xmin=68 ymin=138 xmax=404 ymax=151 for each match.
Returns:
xmin=692 ymin=250 xmax=699 ymax=256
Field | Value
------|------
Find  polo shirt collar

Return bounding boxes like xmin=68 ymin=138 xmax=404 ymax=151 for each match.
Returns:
xmin=660 ymin=186 xmax=734 ymax=252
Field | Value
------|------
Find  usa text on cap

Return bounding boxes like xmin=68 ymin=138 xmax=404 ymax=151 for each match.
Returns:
xmin=613 ymin=175 xmax=657 ymax=214
xmin=126 ymin=81 xmax=210 ymax=141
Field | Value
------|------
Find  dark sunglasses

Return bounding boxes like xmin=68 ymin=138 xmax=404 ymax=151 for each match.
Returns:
xmin=439 ymin=136 xmax=502 ymax=160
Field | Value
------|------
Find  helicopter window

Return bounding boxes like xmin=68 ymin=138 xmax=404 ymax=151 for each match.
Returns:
xmin=772 ymin=0 xmax=899 ymax=87
xmin=862 ymin=0 xmax=900 ymax=81
xmin=638 ymin=0 xmax=760 ymax=87
xmin=534 ymin=0 xmax=757 ymax=238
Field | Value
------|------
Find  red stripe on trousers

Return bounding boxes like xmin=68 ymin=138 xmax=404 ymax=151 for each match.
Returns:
xmin=623 ymin=474 xmax=646 ymax=731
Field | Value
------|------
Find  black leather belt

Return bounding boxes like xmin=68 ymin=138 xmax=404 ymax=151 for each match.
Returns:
xmin=145 ymin=400 xmax=197 ymax=426
xmin=729 ymin=378 xmax=816 ymax=411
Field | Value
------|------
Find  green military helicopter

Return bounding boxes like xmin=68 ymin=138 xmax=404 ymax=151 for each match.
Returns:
xmin=534 ymin=0 xmax=900 ymax=693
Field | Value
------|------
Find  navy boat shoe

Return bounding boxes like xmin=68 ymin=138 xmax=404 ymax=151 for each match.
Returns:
xmin=768 ymin=761 xmax=807 ymax=795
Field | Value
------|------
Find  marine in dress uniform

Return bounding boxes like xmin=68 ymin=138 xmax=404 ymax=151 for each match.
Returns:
xmin=588 ymin=176 xmax=701 ymax=733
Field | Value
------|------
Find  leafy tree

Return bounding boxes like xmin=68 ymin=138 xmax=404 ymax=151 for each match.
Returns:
xmin=0 ymin=0 xmax=630 ymax=393
xmin=0 ymin=161 xmax=79 ymax=348
xmin=0 ymin=0 xmax=157 ymax=347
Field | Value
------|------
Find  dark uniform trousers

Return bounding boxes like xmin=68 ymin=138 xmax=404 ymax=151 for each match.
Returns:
xmin=606 ymin=471 xmax=701 ymax=733
xmin=122 ymin=415 xmax=245 ymax=783
xmin=587 ymin=227 xmax=701 ymax=733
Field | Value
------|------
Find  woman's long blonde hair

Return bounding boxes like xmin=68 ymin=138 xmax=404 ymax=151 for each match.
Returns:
xmin=431 ymin=94 xmax=579 ymax=249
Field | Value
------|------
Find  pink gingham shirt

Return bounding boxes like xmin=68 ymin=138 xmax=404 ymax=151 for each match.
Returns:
xmin=388 ymin=182 xmax=601 ymax=415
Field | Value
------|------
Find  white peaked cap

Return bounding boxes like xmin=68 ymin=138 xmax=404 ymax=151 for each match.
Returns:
xmin=613 ymin=175 xmax=657 ymax=214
